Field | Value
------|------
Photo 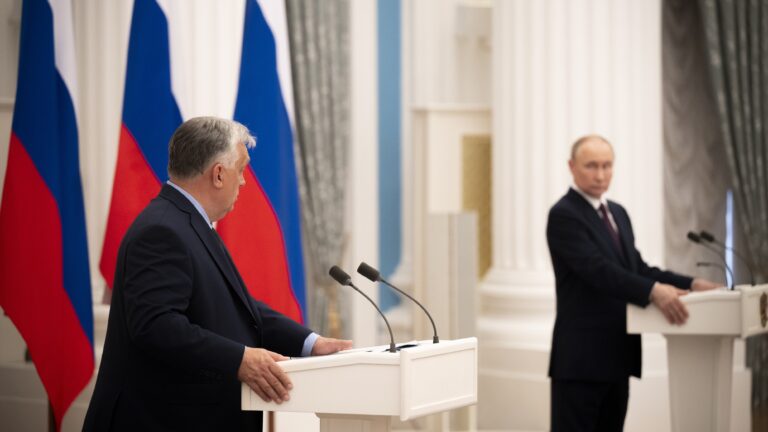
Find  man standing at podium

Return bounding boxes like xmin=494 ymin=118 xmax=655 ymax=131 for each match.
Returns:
xmin=84 ymin=117 xmax=351 ymax=431
xmin=546 ymin=135 xmax=719 ymax=431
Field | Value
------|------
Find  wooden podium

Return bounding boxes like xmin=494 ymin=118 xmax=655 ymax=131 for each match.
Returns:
xmin=242 ymin=337 xmax=478 ymax=432
xmin=627 ymin=284 xmax=768 ymax=432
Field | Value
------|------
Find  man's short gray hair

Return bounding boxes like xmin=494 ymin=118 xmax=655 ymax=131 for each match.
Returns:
xmin=570 ymin=134 xmax=612 ymax=161
xmin=167 ymin=116 xmax=256 ymax=180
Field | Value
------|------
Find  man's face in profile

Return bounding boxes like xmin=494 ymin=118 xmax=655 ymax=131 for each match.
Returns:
xmin=569 ymin=138 xmax=614 ymax=199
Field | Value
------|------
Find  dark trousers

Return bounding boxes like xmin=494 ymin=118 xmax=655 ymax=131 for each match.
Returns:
xmin=551 ymin=379 xmax=629 ymax=432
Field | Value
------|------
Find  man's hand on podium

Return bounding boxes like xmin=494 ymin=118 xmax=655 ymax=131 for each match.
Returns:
xmin=650 ymin=283 xmax=689 ymax=325
xmin=238 ymin=347 xmax=292 ymax=404
xmin=690 ymin=278 xmax=722 ymax=291
xmin=311 ymin=336 xmax=353 ymax=356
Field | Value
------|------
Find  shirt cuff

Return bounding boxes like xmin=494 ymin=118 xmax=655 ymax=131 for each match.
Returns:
xmin=301 ymin=332 xmax=319 ymax=357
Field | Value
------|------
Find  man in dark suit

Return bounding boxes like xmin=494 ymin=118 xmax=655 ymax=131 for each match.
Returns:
xmin=84 ymin=117 xmax=351 ymax=431
xmin=546 ymin=135 xmax=719 ymax=431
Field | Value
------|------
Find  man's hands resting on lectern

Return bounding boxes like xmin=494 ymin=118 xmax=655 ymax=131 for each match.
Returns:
xmin=650 ymin=283 xmax=689 ymax=325
xmin=690 ymin=277 xmax=721 ymax=292
xmin=238 ymin=347 xmax=292 ymax=404
xmin=238 ymin=337 xmax=352 ymax=403
xmin=311 ymin=336 xmax=353 ymax=355
xmin=650 ymin=278 xmax=721 ymax=325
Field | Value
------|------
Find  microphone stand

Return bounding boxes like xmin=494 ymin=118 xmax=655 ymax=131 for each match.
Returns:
xmin=329 ymin=266 xmax=397 ymax=353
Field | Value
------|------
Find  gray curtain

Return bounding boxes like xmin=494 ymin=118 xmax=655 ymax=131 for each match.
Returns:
xmin=699 ymin=0 xmax=768 ymax=413
xmin=285 ymin=0 xmax=350 ymax=337
xmin=663 ymin=0 xmax=729 ymax=285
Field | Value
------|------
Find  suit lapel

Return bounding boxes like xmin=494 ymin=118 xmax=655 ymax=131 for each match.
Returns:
xmin=608 ymin=201 xmax=635 ymax=270
xmin=159 ymin=185 xmax=257 ymax=321
xmin=566 ymin=189 xmax=628 ymax=266
xmin=196 ymin=221 xmax=257 ymax=316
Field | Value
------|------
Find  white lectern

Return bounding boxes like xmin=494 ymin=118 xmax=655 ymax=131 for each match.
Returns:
xmin=628 ymin=284 xmax=768 ymax=432
xmin=242 ymin=337 xmax=478 ymax=432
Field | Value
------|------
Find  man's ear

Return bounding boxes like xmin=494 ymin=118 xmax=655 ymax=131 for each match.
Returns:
xmin=212 ymin=163 xmax=224 ymax=188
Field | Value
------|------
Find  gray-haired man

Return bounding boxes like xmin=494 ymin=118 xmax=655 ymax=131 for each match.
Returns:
xmin=84 ymin=117 xmax=350 ymax=431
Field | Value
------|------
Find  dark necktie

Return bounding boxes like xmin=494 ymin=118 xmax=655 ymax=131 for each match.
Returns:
xmin=598 ymin=203 xmax=623 ymax=256
xmin=211 ymin=228 xmax=242 ymax=277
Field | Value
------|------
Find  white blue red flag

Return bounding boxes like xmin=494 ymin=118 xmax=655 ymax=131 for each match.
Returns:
xmin=99 ymin=0 xmax=182 ymax=288
xmin=100 ymin=0 xmax=305 ymax=322
xmin=0 ymin=0 xmax=93 ymax=428
xmin=217 ymin=0 xmax=306 ymax=322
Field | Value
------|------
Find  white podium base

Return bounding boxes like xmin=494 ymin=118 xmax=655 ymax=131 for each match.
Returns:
xmin=666 ymin=335 xmax=734 ymax=432
xmin=317 ymin=414 xmax=392 ymax=432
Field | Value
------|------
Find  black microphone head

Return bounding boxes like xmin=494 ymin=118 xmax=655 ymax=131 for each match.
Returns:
xmin=329 ymin=266 xmax=352 ymax=286
xmin=699 ymin=230 xmax=716 ymax=242
xmin=357 ymin=262 xmax=381 ymax=282
xmin=687 ymin=231 xmax=701 ymax=243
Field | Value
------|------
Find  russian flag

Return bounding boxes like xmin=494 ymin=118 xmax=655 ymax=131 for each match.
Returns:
xmin=99 ymin=0 xmax=182 ymax=290
xmin=0 ymin=0 xmax=93 ymax=429
xmin=217 ymin=0 xmax=306 ymax=323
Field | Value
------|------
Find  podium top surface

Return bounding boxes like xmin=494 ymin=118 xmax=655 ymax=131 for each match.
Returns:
xmin=277 ymin=338 xmax=475 ymax=372
xmin=627 ymin=284 xmax=768 ymax=337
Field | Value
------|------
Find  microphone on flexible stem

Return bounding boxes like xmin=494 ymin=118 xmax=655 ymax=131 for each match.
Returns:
xmin=357 ymin=262 xmax=440 ymax=344
xmin=687 ymin=231 xmax=734 ymax=290
xmin=699 ymin=230 xmax=755 ymax=286
xmin=328 ymin=266 xmax=397 ymax=353
xmin=696 ymin=261 xmax=731 ymax=285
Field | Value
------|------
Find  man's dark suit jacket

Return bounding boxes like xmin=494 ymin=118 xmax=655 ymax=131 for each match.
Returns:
xmin=546 ymin=188 xmax=691 ymax=382
xmin=83 ymin=185 xmax=311 ymax=431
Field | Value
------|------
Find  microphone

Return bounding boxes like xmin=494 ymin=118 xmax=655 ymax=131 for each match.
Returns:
xmin=687 ymin=231 xmax=734 ymax=290
xmin=328 ymin=266 xmax=397 ymax=353
xmin=699 ymin=230 xmax=755 ymax=285
xmin=357 ymin=262 xmax=439 ymax=344
xmin=696 ymin=261 xmax=732 ymax=285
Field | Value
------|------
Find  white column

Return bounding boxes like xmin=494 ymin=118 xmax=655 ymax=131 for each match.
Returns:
xmin=479 ymin=1 xmax=665 ymax=430
xmin=347 ymin=0 xmax=379 ymax=347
